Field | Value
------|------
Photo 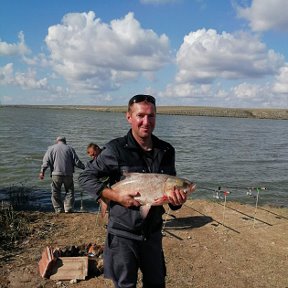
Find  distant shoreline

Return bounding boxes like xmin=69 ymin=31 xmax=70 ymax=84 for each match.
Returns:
xmin=2 ymin=104 xmax=288 ymax=120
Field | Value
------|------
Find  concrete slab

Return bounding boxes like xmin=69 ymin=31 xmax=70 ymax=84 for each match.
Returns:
xmin=50 ymin=257 xmax=88 ymax=281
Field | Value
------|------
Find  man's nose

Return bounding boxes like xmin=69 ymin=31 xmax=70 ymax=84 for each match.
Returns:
xmin=142 ymin=115 xmax=150 ymax=125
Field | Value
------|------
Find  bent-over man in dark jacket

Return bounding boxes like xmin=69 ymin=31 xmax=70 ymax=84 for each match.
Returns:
xmin=79 ymin=95 xmax=187 ymax=288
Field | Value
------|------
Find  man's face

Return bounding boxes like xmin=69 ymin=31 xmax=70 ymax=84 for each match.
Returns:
xmin=87 ymin=147 xmax=100 ymax=158
xmin=126 ymin=101 xmax=156 ymax=139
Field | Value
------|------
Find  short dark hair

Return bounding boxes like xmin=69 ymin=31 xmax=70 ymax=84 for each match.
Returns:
xmin=128 ymin=94 xmax=156 ymax=112
xmin=87 ymin=143 xmax=101 ymax=151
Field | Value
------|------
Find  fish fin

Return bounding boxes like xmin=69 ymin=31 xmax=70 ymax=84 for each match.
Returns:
xmin=162 ymin=194 xmax=169 ymax=202
xmin=122 ymin=171 xmax=130 ymax=177
xmin=121 ymin=172 xmax=135 ymax=180
xmin=122 ymin=172 xmax=143 ymax=179
xmin=140 ymin=204 xmax=151 ymax=219
xmin=99 ymin=198 xmax=109 ymax=218
xmin=152 ymin=195 xmax=169 ymax=206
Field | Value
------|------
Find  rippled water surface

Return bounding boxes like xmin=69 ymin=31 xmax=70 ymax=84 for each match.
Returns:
xmin=0 ymin=107 xmax=287 ymax=210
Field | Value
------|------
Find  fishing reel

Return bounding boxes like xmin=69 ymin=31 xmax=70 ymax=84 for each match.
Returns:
xmin=212 ymin=187 xmax=230 ymax=200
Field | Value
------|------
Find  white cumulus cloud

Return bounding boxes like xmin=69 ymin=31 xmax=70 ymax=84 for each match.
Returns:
xmin=0 ymin=63 xmax=14 ymax=84
xmin=158 ymin=27 xmax=288 ymax=107
xmin=14 ymin=70 xmax=48 ymax=90
xmin=160 ymin=82 xmax=211 ymax=98
xmin=231 ymin=82 xmax=268 ymax=100
xmin=45 ymin=11 xmax=171 ymax=93
xmin=0 ymin=63 xmax=48 ymax=90
xmin=227 ymin=82 xmax=288 ymax=107
xmin=175 ymin=29 xmax=284 ymax=84
xmin=0 ymin=32 xmax=30 ymax=56
xmin=237 ymin=0 xmax=288 ymax=32
xmin=273 ymin=64 xmax=288 ymax=94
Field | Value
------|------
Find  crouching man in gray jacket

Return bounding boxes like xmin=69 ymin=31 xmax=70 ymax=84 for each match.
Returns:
xmin=39 ymin=136 xmax=85 ymax=213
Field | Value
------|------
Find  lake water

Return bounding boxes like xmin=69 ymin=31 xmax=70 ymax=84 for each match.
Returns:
xmin=0 ymin=106 xmax=287 ymax=211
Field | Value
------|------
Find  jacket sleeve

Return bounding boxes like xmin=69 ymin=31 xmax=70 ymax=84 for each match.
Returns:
xmin=40 ymin=148 xmax=51 ymax=174
xmin=71 ymin=148 xmax=85 ymax=170
xmin=78 ymin=144 xmax=118 ymax=200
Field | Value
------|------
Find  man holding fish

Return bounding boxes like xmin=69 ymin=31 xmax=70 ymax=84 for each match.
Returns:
xmin=79 ymin=94 xmax=195 ymax=288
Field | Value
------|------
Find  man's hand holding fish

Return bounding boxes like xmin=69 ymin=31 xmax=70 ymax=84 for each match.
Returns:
xmin=101 ymin=188 xmax=141 ymax=208
xmin=168 ymin=187 xmax=188 ymax=206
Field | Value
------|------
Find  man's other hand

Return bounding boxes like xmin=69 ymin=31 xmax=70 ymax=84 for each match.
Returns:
xmin=168 ymin=187 xmax=187 ymax=206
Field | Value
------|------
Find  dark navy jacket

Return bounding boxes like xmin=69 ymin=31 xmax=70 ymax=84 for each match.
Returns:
xmin=79 ymin=129 xmax=179 ymax=240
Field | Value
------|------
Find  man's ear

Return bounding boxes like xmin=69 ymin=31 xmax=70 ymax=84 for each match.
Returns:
xmin=126 ymin=111 xmax=132 ymax=124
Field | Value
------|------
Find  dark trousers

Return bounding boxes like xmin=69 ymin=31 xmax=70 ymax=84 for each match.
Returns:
xmin=104 ymin=231 xmax=166 ymax=288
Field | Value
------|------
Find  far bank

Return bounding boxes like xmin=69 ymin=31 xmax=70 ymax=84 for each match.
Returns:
xmin=2 ymin=105 xmax=288 ymax=120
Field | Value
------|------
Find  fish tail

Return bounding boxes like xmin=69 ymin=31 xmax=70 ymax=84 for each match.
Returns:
xmin=140 ymin=204 xmax=151 ymax=219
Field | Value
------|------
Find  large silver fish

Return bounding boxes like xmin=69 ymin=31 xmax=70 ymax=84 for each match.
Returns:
xmin=111 ymin=173 xmax=196 ymax=218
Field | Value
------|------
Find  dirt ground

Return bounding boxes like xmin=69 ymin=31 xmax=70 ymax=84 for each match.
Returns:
xmin=0 ymin=199 xmax=287 ymax=288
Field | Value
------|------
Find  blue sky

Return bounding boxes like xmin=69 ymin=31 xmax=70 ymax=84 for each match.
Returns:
xmin=1 ymin=0 xmax=288 ymax=107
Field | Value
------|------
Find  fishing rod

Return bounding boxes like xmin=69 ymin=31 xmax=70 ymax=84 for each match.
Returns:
xmin=223 ymin=186 xmax=267 ymax=191
xmin=197 ymin=186 xmax=231 ymax=200
xmin=198 ymin=186 xmax=267 ymax=192
xmin=199 ymin=185 xmax=268 ymax=229
xmin=198 ymin=186 xmax=268 ymax=199
xmin=80 ymin=189 xmax=85 ymax=212
xmin=197 ymin=186 xmax=231 ymax=193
